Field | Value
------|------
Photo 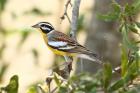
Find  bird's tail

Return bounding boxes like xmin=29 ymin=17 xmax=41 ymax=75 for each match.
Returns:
xmin=77 ymin=51 xmax=102 ymax=64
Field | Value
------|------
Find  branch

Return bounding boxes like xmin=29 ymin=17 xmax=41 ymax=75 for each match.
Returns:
xmin=60 ymin=0 xmax=72 ymax=23
xmin=63 ymin=0 xmax=81 ymax=75
xmin=70 ymin=0 xmax=81 ymax=39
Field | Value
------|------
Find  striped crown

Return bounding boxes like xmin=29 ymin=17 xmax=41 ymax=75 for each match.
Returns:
xmin=32 ymin=22 xmax=54 ymax=34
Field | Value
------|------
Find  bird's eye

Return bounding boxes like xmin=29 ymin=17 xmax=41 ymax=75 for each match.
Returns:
xmin=41 ymin=24 xmax=46 ymax=27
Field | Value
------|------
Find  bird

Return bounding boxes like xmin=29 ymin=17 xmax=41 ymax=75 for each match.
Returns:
xmin=32 ymin=22 xmax=102 ymax=64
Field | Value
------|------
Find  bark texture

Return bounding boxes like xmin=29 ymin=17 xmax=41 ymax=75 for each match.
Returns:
xmin=76 ymin=0 xmax=133 ymax=73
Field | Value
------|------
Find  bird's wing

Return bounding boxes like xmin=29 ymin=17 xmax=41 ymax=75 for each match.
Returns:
xmin=47 ymin=31 xmax=102 ymax=63
xmin=47 ymin=31 xmax=88 ymax=53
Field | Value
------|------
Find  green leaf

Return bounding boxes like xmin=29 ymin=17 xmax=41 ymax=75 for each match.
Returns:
xmin=102 ymin=63 xmax=112 ymax=89
xmin=124 ymin=60 xmax=139 ymax=82
xmin=108 ymin=79 xmax=124 ymax=92
xmin=108 ymin=60 xmax=139 ymax=92
xmin=0 ymin=63 xmax=8 ymax=82
xmin=124 ymin=4 xmax=135 ymax=16
xmin=121 ymin=45 xmax=128 ymax=77
xmin=132 ymin=0 xmax=140 ymax=13
xmin=119 ymin=24 xmax=124 ymax=32
xmin=97 ymin=1 xmax=121 ymax=22
xmin=2 ymin=75 xmax=19 ymax=93
xmin=121 ymin=24 xmax=137 ymax=50
xmin=54 ymin=73 xmax=61 ymax=87
xmin=0 ymin=0 xmax=8 ymax=12
xmin=135 ymin=22 xmax=140 ymax=28
xmin=27 ymin=86 xmax=37 ymax=93
xmin=97 ymin=13 xmax=119 ymax=22
xmin=112 ymin=1 xmax=121 ymax=13
xmin=128 ymin=24 xmax=139 ymax=35
xmin=58 ymin=86 xmax=67 ymax=93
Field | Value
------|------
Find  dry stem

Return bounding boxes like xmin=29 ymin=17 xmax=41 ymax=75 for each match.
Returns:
xmin=60 ymin=0 xmax=72 ymax=23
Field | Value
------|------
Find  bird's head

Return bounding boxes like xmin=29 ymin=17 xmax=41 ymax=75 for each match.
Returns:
xmin=32 ymin=22 xmax=54 ymax=34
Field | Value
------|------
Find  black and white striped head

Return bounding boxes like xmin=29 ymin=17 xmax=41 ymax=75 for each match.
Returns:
xmin=32 ymin=22 xmax=54 ymax=34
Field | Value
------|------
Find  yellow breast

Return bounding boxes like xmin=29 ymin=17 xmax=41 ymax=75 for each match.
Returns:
xmin=42 ymin=33 xmax=75 ymax=56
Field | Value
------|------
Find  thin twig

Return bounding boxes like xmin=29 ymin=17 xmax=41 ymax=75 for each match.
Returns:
xmin=50 ymin=87 xmax=58 ymax=93
xmin=66 ymin=14 xmax=71 ymax=23
xmin=37 ymin=85 xmax=47 ymax=93
xmin=60 ymin=0 xmax=72 ymax=23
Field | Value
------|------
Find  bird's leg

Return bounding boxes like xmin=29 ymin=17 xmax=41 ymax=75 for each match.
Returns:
xmin=67 ymin=60 xmax=72 ymax=73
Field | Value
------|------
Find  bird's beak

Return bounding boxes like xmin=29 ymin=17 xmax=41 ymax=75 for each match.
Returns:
xmin=32 ymin=24 xmax=39 ymax=28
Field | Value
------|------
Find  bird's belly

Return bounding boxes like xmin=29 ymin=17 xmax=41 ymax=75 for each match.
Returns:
xmin=48 ymin=45 xmax=75 ymax=56
xmin=42 ymin=35 xmax=75 ymax=56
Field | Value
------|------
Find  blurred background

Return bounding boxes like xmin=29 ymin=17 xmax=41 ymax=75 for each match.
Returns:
xmin=0 ymin=0 xmax=139 ymax=93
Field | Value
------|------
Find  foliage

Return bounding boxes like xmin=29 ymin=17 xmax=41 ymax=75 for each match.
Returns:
xmin=0 ymin=0 xmax=8 ymax=12
xmin=0 ymin=0 xmax=140 ymax=93
xmin=31 ymin=1 xmax=139 ymax=93
xmin=0 ymin=75 xmax=19 ymax=93
xmin=0 ymin=63 xmax=8 ymax=82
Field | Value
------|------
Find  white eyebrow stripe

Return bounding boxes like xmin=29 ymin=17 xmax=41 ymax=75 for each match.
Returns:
xmin=48 ymin=41 xmax=67 ymax=47
xmin=40 ymin=23 xmax=52 ymax=27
